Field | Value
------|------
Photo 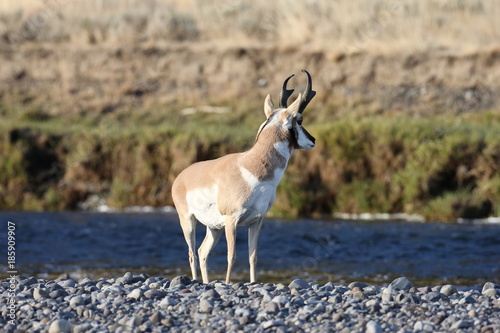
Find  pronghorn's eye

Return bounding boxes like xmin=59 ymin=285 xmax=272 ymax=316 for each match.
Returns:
xmin=297 ymin=118 xmax=303 ymax=125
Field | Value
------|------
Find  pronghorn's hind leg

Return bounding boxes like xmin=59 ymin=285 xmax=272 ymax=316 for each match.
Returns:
xmin=198 ymin=226 xmax=223 ymax=283
xmin=180 ymin=214 xmax=198 ymax=281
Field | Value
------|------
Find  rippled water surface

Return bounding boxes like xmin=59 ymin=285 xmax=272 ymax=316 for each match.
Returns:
xmin=1 ymin=212 xmax=499 ymax=286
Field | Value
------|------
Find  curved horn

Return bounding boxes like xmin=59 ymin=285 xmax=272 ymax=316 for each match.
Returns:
xmin=279 ymin=74 xmax=295 ymax=108
xmin=298 ymin=69 xmax=316 ymax=114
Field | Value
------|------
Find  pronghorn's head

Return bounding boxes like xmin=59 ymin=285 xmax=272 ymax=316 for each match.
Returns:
xmin=257 ymin=70 xmax=316 ymax=150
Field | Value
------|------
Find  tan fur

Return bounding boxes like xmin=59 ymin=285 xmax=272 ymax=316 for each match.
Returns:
xmin=174 ymin=159 xmax=245 ymax=219
xmin=240 ymin=130 xmax=289 ymax=182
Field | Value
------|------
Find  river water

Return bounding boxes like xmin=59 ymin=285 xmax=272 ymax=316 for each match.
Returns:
xmin=1 ymin=211 xmax=499 ymax=287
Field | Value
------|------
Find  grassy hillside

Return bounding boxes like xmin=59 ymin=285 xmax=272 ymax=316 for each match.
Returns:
xmin=1 ymin=0 xmax=499 ymax=221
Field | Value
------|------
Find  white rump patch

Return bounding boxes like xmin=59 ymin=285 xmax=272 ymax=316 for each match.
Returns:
xmin=186 ymin=185 xmax=225 ymax=229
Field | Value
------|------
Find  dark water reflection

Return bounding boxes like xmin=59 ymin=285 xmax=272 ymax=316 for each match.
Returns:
xmin=1 ymin=212 xmax=499 ymax=286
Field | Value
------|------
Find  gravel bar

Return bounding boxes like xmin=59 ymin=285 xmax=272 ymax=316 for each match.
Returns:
xmin=1 ymin=273 xmax=499 ymax=332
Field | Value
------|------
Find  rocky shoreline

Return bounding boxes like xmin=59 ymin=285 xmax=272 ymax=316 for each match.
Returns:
xmin=1 ymin=273 xmax=499 ymax=332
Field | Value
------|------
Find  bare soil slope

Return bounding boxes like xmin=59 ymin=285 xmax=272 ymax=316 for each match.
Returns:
xmin=1 ymin=44 xmax=500 ymax=117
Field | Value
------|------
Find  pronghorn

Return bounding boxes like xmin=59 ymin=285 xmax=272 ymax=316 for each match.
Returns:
xmin=172 ymin=70 xmax=316 ymax=284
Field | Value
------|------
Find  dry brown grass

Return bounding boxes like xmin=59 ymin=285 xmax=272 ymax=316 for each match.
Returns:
xmin=1 ymin=0 xmax=499 ymax=52
xmin=2 ymin=0 xmax=499 ymax=120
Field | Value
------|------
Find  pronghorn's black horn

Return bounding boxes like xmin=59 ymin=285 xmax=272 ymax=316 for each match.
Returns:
xmin=298 ymin=69 xmax=316 ymax=114
xmin=279 ymin=74 xmax=295 ymax=108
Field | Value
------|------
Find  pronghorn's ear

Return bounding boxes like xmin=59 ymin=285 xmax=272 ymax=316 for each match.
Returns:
xmin=286 ymin=92 xmax=302 ymax=116
xmin=264 ymin=94 xmax=275 ymax=119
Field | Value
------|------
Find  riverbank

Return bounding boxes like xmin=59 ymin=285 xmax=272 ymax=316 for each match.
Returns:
xmin=1 ymin=111 xmax=499 ymax=221
xmin=1 ymin=273 xmax=499 ymax=332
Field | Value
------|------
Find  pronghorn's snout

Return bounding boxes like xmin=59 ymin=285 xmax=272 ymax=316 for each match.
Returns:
xmin=308 ymin=132 xmax=316 ymax=147
xmin=297 ymin=125 xmax=315 ymax=150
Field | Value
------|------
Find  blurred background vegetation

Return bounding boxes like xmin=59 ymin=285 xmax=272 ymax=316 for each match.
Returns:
xmin=0 ymin=0 xmax=499 ymax=221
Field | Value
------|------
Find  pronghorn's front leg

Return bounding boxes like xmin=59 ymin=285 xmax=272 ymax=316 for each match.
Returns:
xmin=198 ymin=227 xmax=223 ymax=283
xmin=248 ymin=218 xmax=264 ymax=283
xmin=225 ymin=216 xmax=237 ymax=284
